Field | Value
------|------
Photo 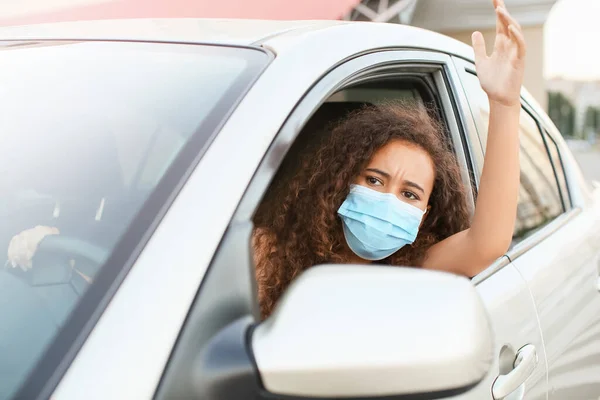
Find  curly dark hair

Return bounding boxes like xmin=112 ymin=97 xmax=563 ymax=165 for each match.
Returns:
xmin=253 ymin=101 xmax=471 ymax=319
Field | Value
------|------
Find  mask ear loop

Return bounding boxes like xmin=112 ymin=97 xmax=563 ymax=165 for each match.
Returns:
xmin=411 ymin=205 xmax=432 ymax=248
xmin=419 ymin=205 xmax=431 ymax=230
xmin=424 ymin=205 xmax=431 ymax=218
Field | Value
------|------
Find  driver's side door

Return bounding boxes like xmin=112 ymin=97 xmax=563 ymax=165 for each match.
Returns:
xmin=154 ymin=49 xmax=548 ymax=400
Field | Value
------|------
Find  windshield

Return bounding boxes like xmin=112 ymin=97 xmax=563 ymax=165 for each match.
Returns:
xmin=0 ymin=40 xmax=267 ymax=398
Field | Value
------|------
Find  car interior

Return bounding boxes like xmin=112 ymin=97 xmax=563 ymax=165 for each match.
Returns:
xmin=0 ymin=113 xmax=203 ymax=399
xmin=0 ymin=114 xmax=195 ymax=398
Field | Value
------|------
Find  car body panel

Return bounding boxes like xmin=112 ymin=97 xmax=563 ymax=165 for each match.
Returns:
xmin=511 ymin=208 xmax=600 ymax=398
xmin=261 ymin=20 xmax=475 ymax=61
xmin=0 ymin=18 xmax=344 ymax=46
xmin=0 ymin=17 xmax=475 ymax=62
xmin=468 ymin=261 xmax=548 ymax=400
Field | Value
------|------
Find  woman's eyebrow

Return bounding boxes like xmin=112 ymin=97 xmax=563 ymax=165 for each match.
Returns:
xmin=405 ymin=180 xmax=425 ymax=194
xmin=365 ymin=168 xmax=390 ymax=178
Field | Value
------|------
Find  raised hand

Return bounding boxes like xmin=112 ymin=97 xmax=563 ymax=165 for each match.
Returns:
xmin=472 ymin=0 xmax=526 ymax=107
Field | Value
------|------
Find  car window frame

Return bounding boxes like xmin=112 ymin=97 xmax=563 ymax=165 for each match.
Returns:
xmin=542 ymin=128 xmax=572 ymax=210
xmin=520 ymin=100 xmax=571 ymax=213
xmin=234 ymin=50 xmax=478 ymax=223
xmin=508 ymin=99 xmax=581 ymax=261
xmin=452 ymin=56 xmax=578 ymax=276
xmin=522 ymin=98 xmax=574 ymax=210
xmin=514 ymin=103 xmax=567 ymax=236
xmin=235 ymin=52 xmax=484 ymax=283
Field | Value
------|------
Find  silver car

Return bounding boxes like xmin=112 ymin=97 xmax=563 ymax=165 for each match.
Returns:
xmin=1 ymin=18 xmax=599 ymax=400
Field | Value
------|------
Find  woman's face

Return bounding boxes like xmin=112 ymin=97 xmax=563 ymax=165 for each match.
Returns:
xmin=353 ymin=139 xmax=435 ymax=212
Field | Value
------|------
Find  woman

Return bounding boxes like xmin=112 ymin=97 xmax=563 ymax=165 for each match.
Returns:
xmin=8 ymin=0 xmax=525 ymax=320
xmin=253 ymin=0 xmax=525 ymax=318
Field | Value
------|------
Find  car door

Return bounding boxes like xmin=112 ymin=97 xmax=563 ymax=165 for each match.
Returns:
xmin=454 ymin=56 xmax=600 ymax=398
xmin=149 ymin=49 xmax=547 ymax=400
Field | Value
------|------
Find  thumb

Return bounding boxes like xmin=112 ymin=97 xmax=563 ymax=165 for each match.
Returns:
xmin=471 ymin=31 xmax=487 ymax=63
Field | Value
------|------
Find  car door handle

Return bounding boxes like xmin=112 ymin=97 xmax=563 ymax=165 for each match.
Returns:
xmin=492 ymin=344 xmax=538 ymax=399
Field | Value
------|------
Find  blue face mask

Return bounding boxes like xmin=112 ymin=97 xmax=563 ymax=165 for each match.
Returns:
xmin=337 ymin=184 xmax=426 ymax=261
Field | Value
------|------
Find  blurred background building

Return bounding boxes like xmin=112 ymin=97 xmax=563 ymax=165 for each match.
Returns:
xmin=346 ymin=0 xmax=555 ymax=113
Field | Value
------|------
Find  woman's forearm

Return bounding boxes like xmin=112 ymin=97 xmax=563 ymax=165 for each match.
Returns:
xmin=422 ymin=1 xmax=525 ymax=277
xmin=467 ymin=100 xmax=520 ymax=261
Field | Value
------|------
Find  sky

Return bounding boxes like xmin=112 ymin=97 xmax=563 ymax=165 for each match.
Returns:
xmin=545 ymin=0 xmax=600 ymax=81
xmin=0 ymin=0 xmax=107 ymax=18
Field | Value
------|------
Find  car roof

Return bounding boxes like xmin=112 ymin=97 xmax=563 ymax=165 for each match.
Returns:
xmin=0 ymin=18 xmax=474 ymax=60
xmin=0 ymin=18 xmax=344 ymax=45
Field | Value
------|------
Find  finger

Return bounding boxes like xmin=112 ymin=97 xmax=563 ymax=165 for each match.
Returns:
xmin=509 ymin=24 xmax=527 ymax=59
xmin=495 ymin=6 xmax=508 ymax=36
xmin=472 ymin=31 xmax=488 ymax=63
xmin=492 ymin=0 xmax=506 ymax=10
xmin=497 ymin=6 xmax=522 ymax=32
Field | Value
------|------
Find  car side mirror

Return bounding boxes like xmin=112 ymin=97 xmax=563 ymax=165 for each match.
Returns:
xmin=191 ymin=265 xmax=493 ymax=400
xmin=251 ymin=265 xmax=493 ymax=399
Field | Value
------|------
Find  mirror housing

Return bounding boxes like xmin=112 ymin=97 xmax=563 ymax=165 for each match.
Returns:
xmin=250 ymin=265 xmax=493 ymax=399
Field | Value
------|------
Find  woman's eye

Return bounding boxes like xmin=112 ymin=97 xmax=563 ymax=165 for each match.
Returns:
xmin=366 ymin=176 xmax=382 ymax=186
xmin=402 ymin=191 xmax=419 ymax=200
